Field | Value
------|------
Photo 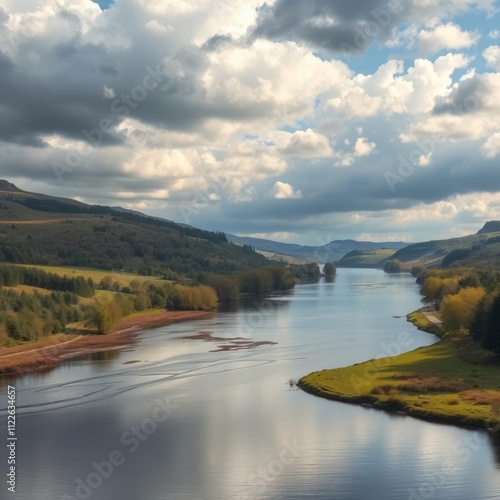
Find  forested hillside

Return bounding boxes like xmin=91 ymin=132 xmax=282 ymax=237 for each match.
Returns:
xmin=0 ymin=181 xmax=272 ymax=278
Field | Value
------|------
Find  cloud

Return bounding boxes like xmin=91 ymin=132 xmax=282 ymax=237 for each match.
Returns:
xmin=250 ymin=0 xmax=405 ymax=54
xmin=417 ymin=23 xmax=480 ymax=55
xmin=483 ymin=45 xmax=500 ymax=70
xmin=354 ymin=137 xmax=376 ymax=156
xmin=1 ymin=0 xmax=500 ymax=244
xmin=281 ymin=129 xmax=333 ymax=158
xmin=272 ymin=182 xmax=303 ymax=199
xmin=249 ymin=0 xmax=492 ymax=55
xmin=481 ymin=132 xmax=500 ymax=158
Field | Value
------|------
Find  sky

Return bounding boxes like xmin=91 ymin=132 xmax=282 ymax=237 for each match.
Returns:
xmin=1 ymin=1 xmax=500 ymax=245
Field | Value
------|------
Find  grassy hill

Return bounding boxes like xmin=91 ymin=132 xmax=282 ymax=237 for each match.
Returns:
xmin=388 ymin=223 xmax=500 ymax=270
xmin=0 ymin=181 xmax=273 ymax=278
xmin=336 ymin=248 xmax=398 ymax=268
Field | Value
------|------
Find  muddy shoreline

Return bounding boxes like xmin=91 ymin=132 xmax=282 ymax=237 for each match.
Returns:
xmin=0 ymin=310 xmax=213 ymax=376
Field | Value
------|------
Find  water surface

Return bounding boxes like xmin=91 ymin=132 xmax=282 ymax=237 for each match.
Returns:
xmin=1 ymin=269 xmax=500 ymax=500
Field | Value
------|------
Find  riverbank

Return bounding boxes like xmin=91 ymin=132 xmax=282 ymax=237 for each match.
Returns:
xmin=299 ymin=309 xmax=500 ymax=432
xmin=0 ymin=309 xmax=213 ymax=375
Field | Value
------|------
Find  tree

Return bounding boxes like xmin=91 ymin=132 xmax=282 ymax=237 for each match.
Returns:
xmin=383 ymin=259 xmax=403 ymax=273
xmin=205 ymin=275 xmax=239 ymax=301
xmin=421 ymin=276 xmax=460 ymax=307
xmin=411 ymin=265 xmax=424 ymax=278
xmin=129 ymin=279 xmax=141 ymax=293
xmin=441 ymin=287 xmax=486 ymax=333
xmin=324 ymin=262 xmax=336 ymax=278
xmin=471 ymin=292 xmax=500 ymax=353
xmin=99 ymin=275 xmax=114 ymax=290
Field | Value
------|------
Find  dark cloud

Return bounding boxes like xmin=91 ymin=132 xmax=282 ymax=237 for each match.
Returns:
xmin=250 ymin=0 xmax=405 ymax=54
xmin=215 ymin=147 xmax=500 ymax=224
xmin=0 ymin=23 xmax=281 ymax=149
xmin=0 ymin=51 xmax=14 ymax=72
xmin=202 ymin=34 xmax=234 ymax=52
xmin=99 ymin=65 xmax=119 ymax=76
xmin=433 ymin=76 xmax=490 ymax=115
xmin=0 ymin=7 xmax=8 ymax=25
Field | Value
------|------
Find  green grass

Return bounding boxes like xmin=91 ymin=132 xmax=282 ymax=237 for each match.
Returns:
xmin=18 ymin=264 xmax=170 ymax=288
xmin=406 ymin=310 xmax=444 ymax=337
xmin=337 ymin=249 xmax=397 ymax=268
xmin=299 ymin=310 xmax=500 ymax=430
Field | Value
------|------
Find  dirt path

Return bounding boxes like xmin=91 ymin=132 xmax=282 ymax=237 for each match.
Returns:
xmin=422 ymin=309 xmax=442 ymax=327
xmin=0 ymin=334 xmax=82 ymax=359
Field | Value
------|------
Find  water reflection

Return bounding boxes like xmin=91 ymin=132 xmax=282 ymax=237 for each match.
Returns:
xmin=2 ymin=269 xmax=500 ymax=500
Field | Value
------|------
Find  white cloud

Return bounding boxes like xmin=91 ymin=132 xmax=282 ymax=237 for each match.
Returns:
xmin=489 ymin=30 xmax=500 ymax=39
xmin=281 ymin=129 xmax=333 ymax=158
xmin=481 ymin=132 xmax=500 ymax=158
xmin=402 ymin=72 xmax=500 ymax=143
xmin=417 ymin=23 xmax=480 ymax=55
xmin=327 ymin=54 xmax=470 ymax=118
xmin=354 ymin=137 xmax=376 ymax=157
xmin=272 ymin=182 xmax=302 ymax=200
xmin=417 ymin=152 xmax=433 ymax=166
xmin=102 ymin=85 xmax=115 ymax=99
xmin=483 ymin=45 xmax=500 ymax=70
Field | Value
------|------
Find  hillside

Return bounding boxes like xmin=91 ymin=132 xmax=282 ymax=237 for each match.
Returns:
xmin=336 ymin=249 xmax=397 ymax=268
xmin=477 ymin=221 xmax=500 ymax=235
xmin=227 ymin=234 xmax=408 ymax=263
xmin=388 ymin=224 xmax=500 ymax=269
xmin=0 ymin=181 xmax=272 ymax=278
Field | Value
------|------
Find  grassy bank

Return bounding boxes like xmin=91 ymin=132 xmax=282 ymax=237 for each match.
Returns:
xmin=298 ymin=310 xmax=500 ymax=431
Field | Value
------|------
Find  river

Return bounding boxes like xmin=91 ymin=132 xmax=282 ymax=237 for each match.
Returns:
xmin=1 ymin=268 xmax=500 ymax=500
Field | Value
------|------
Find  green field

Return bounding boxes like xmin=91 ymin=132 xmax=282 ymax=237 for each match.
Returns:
xmin=299 ymin=312 xmax=500 ymax=430
xmin=18 ymin=264 xmax=171 ymax=288
xmin=337 ymin=248 xmax=397 ymax=268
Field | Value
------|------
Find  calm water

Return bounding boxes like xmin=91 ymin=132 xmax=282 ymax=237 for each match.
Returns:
xmin=1 ymin=268 xmax=500 ymax=500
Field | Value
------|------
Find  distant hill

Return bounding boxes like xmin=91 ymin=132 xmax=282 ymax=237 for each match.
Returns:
xmin=228 ymin=234 xmax=408 ymax=263
xmin=477 ymin=221 xmax=500 ymax=234
xmin=0 ymin=180 xmax=22 ymax=192
xmin=227 ymin=234 xmax=303 ymax=254
xmin=0 ymin=180 xmax=272 ymax=277
xmin=388 ymin=223 xmax=500 ymax=269
xmin=336 ymin=249 xmax=398 ymax=268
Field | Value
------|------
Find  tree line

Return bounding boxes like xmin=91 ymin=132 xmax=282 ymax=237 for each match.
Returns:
xmin=0 ymin=263 xmax=95 ymax=297
xmin=415 ymin=267 xmax=500 ymax=355
xmin=0 ymin=288 xmax=88 ymax=344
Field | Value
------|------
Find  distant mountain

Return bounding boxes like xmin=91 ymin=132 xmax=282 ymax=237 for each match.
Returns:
xmin=227 ymin=234 xmax=408 ymax=263
xmin=477 ymin=221 xmax=500 ymax=234
xmin=227 ymin=234 xmax=303 ymax=254
xmin=0 ymin=180 xmax=22 ymax=192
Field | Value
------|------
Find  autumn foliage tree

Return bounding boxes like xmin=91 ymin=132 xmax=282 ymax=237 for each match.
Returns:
xmin=440 ymin=287 xmax=486 ymax=333
xmin=421 ymin=276 xmax=460 ymax=308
